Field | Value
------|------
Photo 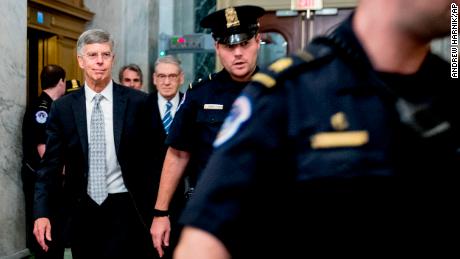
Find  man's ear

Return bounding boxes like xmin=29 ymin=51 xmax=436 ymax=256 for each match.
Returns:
xmin=153 ymin=73 xmax=158 ymax=86
xmin=255 ymin=33 xmax=261 ymax=43
xmin=77 ymin=55 xmax=85 ymax=69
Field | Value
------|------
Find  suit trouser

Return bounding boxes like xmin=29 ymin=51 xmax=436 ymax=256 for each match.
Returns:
xmin=71 ymin=192 xmax=156 ymax=259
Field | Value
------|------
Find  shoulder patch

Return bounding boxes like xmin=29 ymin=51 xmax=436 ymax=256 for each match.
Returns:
xmin=213 ymin=94 xmax=252 ymax=147
xmin=35 ymin=111 xmax=48 ymax=124
xmin=268 ymin=57 xmax=293 ymax=73
xmin=252 ymin=72 xmax=276 ymax=88
xmin=251 ymin=50 xmax=318 ymax=89
xmin=295 ymin=50 xmax=315 ymax=63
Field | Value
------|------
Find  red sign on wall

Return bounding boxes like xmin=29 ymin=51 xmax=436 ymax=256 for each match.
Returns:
xmin=291 ymin=0 xmax=323 ymax=10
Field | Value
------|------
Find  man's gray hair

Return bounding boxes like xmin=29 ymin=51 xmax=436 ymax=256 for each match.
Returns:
xmin=154 ymin=55 xmax=183 ymax=72
xmin=77 ymin=29 xmax=114 ymax=55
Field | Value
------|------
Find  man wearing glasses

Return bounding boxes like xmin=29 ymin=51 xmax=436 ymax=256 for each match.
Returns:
xmin=146 ymin=55 xmax=185 ymax=259
xmin=33 ymin=29 xmax=156 ymax=258
xmin=150 ymin=5 xmax=265 ymax=258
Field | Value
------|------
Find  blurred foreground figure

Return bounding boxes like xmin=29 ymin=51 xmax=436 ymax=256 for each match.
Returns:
xmin=175 ymin=1 xmax=459 ymax=258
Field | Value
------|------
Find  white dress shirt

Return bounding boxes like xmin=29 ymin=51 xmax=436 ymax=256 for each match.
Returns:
xmin=158 ymin=92 xmax=180 ymax=119
xmin=85 ymin=81 xmax=128 ymax=194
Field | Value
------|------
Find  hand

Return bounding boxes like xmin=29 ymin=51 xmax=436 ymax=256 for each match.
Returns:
xmin=33 ymin=217 xmax=52 ymax=252
xmin=150 ymin=216 xmax=171 ymax=257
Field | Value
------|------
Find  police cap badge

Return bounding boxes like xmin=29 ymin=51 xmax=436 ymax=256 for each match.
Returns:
xmin=200 ymin=5 xmax=265 ymax=45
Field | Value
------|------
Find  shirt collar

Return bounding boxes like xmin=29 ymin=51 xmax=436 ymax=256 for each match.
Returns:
xmin=84 ymin=80 xmax=113 ymax=103
xmin=157 ymin=92 xmax=180 ymax=107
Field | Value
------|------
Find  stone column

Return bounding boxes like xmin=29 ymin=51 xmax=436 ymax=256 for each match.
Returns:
xmin=84 ymin=0 xmax=158 ymax=92
xmin=0 ymin=0 xmax=28 ymax=258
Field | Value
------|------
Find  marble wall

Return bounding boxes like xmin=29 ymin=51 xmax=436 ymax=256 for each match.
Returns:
xmin=0 ymin=0 xmax=212 ymax=257
xmin=0 ymin=0 xmax=28 ymax=258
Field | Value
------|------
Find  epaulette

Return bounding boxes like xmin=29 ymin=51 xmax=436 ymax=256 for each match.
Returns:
xmin=188 ymin=73 xmax=216 ymax=90
xmin=251 ymin=50 xmax=322 ymax=89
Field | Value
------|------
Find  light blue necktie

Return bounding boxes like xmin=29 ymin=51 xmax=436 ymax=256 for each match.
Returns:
xmin=88 ymin=94 xmax=107 ymax=205
xmin=162 ymin=101 xmax=173 ymax=134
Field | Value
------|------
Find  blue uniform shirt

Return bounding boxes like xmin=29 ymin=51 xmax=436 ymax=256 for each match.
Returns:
xmin=22 ymin=92 xmax=53 ymax=169
xmin=166 ymin=68 xmax=256 ymax=186
xmin=180 ymin=15 xmax=460 ymax=258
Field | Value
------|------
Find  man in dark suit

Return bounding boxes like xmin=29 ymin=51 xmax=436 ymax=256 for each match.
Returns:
xmin=147 ymin=55 xmax=184 ymax=259
xmin=33 ymin=29 xmax=156 ymax=259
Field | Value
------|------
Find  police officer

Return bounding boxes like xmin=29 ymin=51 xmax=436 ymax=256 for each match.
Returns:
xmin=150 ymin=5 xmax=265 ymax=258
xmin=21 ymin=64 xmax=66 ymax=259
xmin=175 ymin=0 xmax=459 ymax=258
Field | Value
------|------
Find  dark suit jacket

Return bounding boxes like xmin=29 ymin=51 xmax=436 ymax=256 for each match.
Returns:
xmin=34 ymin=82 xmax=158 ymax=226
xmin=147 ymin=91 xmax=184 ymax=168
xmin=146 ymin=91 xmax=184 ymax=259
xmin=146 ymin=91 xmax=185 ymax=219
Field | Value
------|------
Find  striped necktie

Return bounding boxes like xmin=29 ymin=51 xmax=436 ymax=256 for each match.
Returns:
xmin=87 ymin=94 xmax=107 ymax=205
xmin=162 ymin=101 xmax=173 ymax=134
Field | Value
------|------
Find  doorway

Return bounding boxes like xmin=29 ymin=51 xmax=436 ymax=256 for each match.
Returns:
xmin=27 ymin=28 xmax=54 ymax=104
xmin=257 ymin=9 xmax=353 ymax=67
xmin=27 ymin=0 xmax=92 ymax=105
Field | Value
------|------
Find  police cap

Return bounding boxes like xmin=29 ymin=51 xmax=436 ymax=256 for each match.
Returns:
xmin=200 ymin=5 xmax=265 ymax=45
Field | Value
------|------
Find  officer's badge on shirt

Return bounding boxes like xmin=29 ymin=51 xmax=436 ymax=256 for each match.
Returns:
xmin=35 ymin=111 xmax=48 ymax=124
xmin=204 ymin=104 xmax=224 ymax=110
xmin=214 ymin=95 xmax=252 ymax=147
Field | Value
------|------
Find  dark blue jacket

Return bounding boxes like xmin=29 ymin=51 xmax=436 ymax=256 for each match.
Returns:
xmin=180 ymin=15 xmax=459 ymax=258
xmin=166 ymin=69 xmax=254 ymax=186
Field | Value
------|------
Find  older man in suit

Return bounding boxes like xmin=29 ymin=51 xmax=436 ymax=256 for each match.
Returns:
xmin=147 ymin=55 xmax=184 ymax=259
xmin=33 ymin=29 xmax=157 ymax=259
xmin=148 ymin=55 xmax=184 ymax=162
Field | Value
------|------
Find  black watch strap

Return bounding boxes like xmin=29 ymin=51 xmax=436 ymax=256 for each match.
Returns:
xmin=153 ymin=209 xmax=169 ymax=217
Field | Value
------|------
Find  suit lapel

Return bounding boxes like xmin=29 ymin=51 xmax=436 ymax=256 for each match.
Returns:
xmin=113 ymin=83 xmax=127 ymax=155
xmin=72 ymin=89 xmax=89 ymax=161
xmin=153 ymin=93 xmax=166 ymax=135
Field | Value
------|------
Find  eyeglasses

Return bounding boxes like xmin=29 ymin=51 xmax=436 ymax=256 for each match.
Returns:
xmin=82 ymin=52 xmax=113 ymax=61
xmin=156 ymin=73 xmax=180 ymax=81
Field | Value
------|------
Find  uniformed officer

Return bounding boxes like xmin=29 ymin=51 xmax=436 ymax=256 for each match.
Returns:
xmin=175 ymin=0 xmax=459 ymax=258
xmin=21 ymin=64 xmax=66 ymax=259
xmin=150 ymin=5 xmax=265 ymax=258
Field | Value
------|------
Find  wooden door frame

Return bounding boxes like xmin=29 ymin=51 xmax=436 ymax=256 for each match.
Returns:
xmin=27 ymin=0 xmax=93 ymax=103
xmin=259 ymin=11 xmax=306 ymax=54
